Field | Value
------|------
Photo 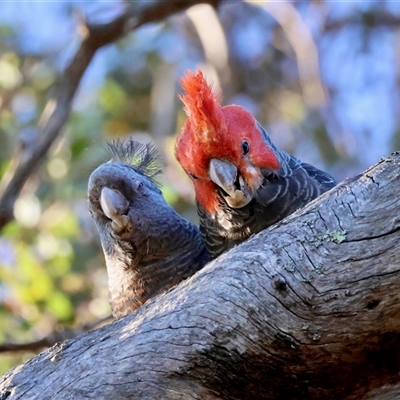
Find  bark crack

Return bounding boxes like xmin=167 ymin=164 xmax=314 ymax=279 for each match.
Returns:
xmin=332 ymin=206 xmax=345 ymax=232
xmin=346 ymin=226 xmax=400 ymax=243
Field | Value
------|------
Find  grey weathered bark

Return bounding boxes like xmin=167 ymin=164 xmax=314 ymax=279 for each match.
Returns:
xmin=1 ymin=153 xmax=400 ymax=399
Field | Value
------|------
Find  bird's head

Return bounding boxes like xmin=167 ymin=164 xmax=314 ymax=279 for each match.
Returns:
xmin=175 ymin=70 xmax=282 ymax=215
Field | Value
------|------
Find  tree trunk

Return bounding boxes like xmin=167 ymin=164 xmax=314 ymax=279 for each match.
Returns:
xmin=1 ymin=153 xmax=400 ymax=400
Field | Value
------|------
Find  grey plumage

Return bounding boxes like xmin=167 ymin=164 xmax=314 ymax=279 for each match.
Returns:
xmin=88 ymin=140 xmax=208 ymax=318
xmin=200 ymin=125 xmax=337 ymax=259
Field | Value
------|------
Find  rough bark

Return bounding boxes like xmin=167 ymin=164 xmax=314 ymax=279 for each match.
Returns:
xmin=1 ymin=153 xmax=400 ymax=399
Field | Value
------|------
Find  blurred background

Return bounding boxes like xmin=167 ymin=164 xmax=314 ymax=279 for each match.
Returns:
xmin=0 ymin=0 xmax=399 ymax=372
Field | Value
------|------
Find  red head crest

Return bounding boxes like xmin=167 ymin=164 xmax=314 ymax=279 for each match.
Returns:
xmin=179 ymin=70 xmax=226 ymax=141
xmin=175 ymin=69 xmax=281 ymax=214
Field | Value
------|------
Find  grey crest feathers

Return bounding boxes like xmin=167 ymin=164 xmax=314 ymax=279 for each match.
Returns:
xmin=106 ymin=138 xmax=162 ymax=185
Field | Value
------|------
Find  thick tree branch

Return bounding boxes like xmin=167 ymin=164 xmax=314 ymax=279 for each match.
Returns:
xmin=1 ymin=153 xmax=400 ymax=399
xmin=0 ymin=0 xmax=221 ymax=230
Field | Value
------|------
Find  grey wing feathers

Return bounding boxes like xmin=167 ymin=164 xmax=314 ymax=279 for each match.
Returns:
xmin=301 ymin=162 xmax=337 ymax=189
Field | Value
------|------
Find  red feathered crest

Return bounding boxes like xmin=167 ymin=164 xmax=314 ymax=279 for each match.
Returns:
xmin=179 ymin=70 xmax=226 ymax=141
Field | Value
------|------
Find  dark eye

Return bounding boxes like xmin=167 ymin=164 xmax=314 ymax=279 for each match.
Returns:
xmin=242 ymin=141 xmax=250 ymax=155
xmin=189 ymin=171 xmax=199 ymax=180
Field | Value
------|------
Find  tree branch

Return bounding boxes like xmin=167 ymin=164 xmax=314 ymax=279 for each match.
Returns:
xmin=0 ymin=316 xmax=112 ymax=354
xmin=1 ymin=153 xmax=400 ymax=399
xmin=0 ymin=0 xmax=221 ymax=230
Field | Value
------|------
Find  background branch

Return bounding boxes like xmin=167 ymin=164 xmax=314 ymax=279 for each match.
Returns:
xmin=0 ymin=0 xmax=221 ymax=230
xmin=0 ymin=316 xmax=112 ymax=354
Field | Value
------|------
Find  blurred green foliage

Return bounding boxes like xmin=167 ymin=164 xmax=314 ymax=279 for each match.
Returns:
xmin=0 ymin=0 xmax=399 ymax=373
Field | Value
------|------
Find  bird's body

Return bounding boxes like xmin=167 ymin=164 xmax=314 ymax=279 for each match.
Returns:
xmin=197 ymin=153 xmax=336 ymax=258
xmin=88 ymin=140 xmax=208 ymax=318
xmin=175 ymin=70 xmax=336 ymax=259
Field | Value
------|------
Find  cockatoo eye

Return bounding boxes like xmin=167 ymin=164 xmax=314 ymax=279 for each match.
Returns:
xmin=189 ymin=171 xmax=199 ymax=180
xmin=242 ymin=141 xmax=250 ymax=155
